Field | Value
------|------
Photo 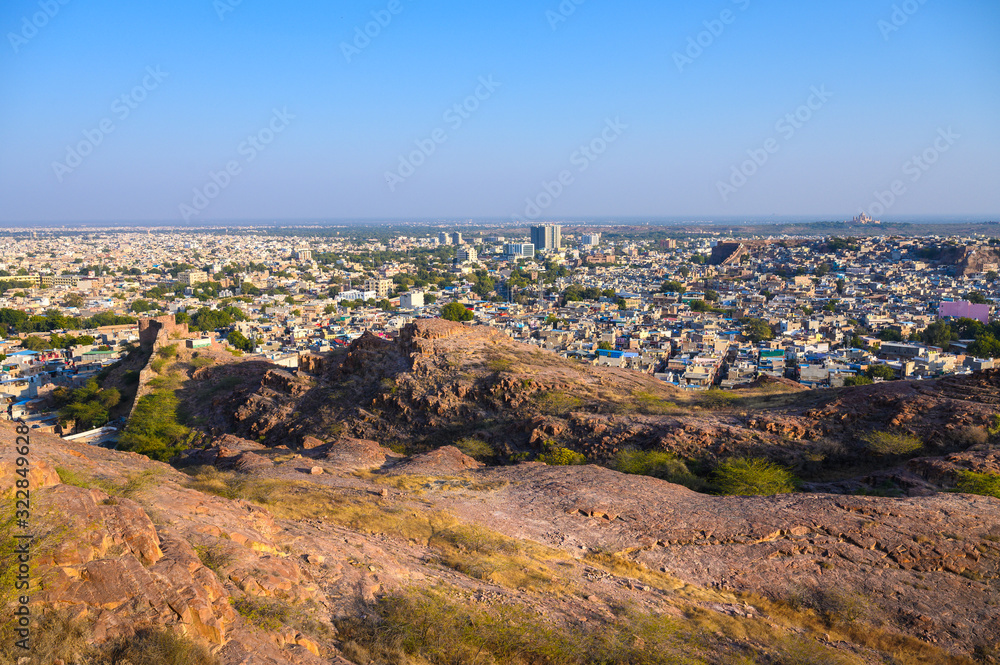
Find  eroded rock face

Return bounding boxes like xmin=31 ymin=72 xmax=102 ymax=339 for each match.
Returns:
xmin=198 ymin=321 xmax=1000 ymax=497
xmin=1 ymin=427 xmax=328 ymax=665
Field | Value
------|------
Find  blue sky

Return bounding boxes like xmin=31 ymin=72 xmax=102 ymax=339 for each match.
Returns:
xmin=1 ymin=0 xmax=998 ymax=224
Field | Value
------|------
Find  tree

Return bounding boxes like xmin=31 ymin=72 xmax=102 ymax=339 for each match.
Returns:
xmin=967 ymin=291 xmax=989 ymax=305
xmin=227 ymin=330 xmax=256 ymax=352
xmin=866 ymin=364 xmax=897 ymax=381
xmin=471 ymin=274 xmax=495 ymax=299
xmin=441 ymin=302 xmax=473 ymax=322
xmin=742 ymin=318 xmax=774 ymax=343
xmin=877 ymin=328 xmax=903 ymax=342
xmin=968 ymin=334 xmax=1000 ymax=359
xmin=843 ymin=376 xmax=873 ymax=387
xmin=597 ymin=341 xmax=614 ymax=351
xmin=20 ymin=336 xmax=51 ymax=351
xmin=704 ymin=289 xmax=720 ymax=302
xmin=921 ymin=320 xmax=955 ymax=348
xmin=660 ymin=280 xmax=686 ymax=294
xmin=63 ymin=293 xmax=85 ymax=308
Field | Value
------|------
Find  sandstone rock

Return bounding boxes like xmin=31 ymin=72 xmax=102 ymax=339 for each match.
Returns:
xmin=322 ymin=437 xmax=401 ymax=471
xmin=232 ymin=451 xmax=275 ymax=473
xmin=383 ymin=446 xmax=483 ymax=476
xmin=309 ymin=466 xmax=323 ymax=475
xmin=301 ymin=436 xmax=326 ymax=450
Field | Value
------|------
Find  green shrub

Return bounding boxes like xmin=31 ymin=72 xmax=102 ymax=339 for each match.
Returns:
xmin=613 ymin=449 xmax=703 ymax=490
xmin=189 ymin=355 xmax=214 ymax=369
xmin=150 ymin=357 xmax=167 ymax=373
xmin=535 ymin=390 xmax=584 ymax=415
xmin=118 ymin=388 xmax=192 ymax=462
xmin=232 ymin=597 xmax=290 ymax=632
xmin=862 ymin=431 xmax=922 ymax=456
xmin=156 ymin=344 xmax=178 ymax=359
xmin=955 ymin=471 xmax=1000 ymax=499
xmin=843 ymin=376 xmax=873 ymax=387
xmin=538 ymin=445 xmax=586 ymax=466
xmin=712 ymin=457 xmax=797 ymax=496
xmin=454 ymin=437 xmax=494 ymax=462
xmin=55 ymin=466 xmax=93 ymax=489
xmin=91 ymin=627 xmax=218 ymax=665
xmin=486 ymin=357 xmax=512 ymax=372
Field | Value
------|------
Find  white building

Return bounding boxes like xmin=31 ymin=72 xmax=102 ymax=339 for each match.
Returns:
xmin=400 ymin=292 xmax=424 ymax=309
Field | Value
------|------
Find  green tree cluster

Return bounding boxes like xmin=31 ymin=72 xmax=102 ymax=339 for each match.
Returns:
xmin=441 ymin=302 xmax=473 ymax=322
xmin=741 ymin=318 xmax=774 ymax=343
xmin=53 ymin=379 xmax=120 ymax=431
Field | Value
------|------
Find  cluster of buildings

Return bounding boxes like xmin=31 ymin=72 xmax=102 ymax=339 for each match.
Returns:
xmin=1 ymin=225 xmax=998 ymax=425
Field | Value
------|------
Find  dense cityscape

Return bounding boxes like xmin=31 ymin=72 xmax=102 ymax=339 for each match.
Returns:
xmin=4 ymin=222 xmax=1000 ymax=437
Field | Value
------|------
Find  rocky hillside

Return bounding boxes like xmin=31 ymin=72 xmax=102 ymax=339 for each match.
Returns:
xmin=192 ymin=320 xmax=1000 ymax=493
xmin=4 ymin=424 xmax=999 ymax=664
xmin=9 ymin=319 xmax=1000 ymax=663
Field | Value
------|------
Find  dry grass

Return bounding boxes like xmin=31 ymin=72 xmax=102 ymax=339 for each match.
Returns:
xmin=185 ymin=467 xmax=451 ymax=544
xmin=360 ymin=472 xmax=508 ymax=495
xmin=535 ymin=390 xmax=585 ymax=415
xmin=430 ymin=524 xmax=572 ymax=593
xmin=55 ymin=467 xmax=162 ymax=501
xmin=584 ymin=550 xmax=685 ymax=593
xmin=742 ymin=592 xmax=976 ymax=665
